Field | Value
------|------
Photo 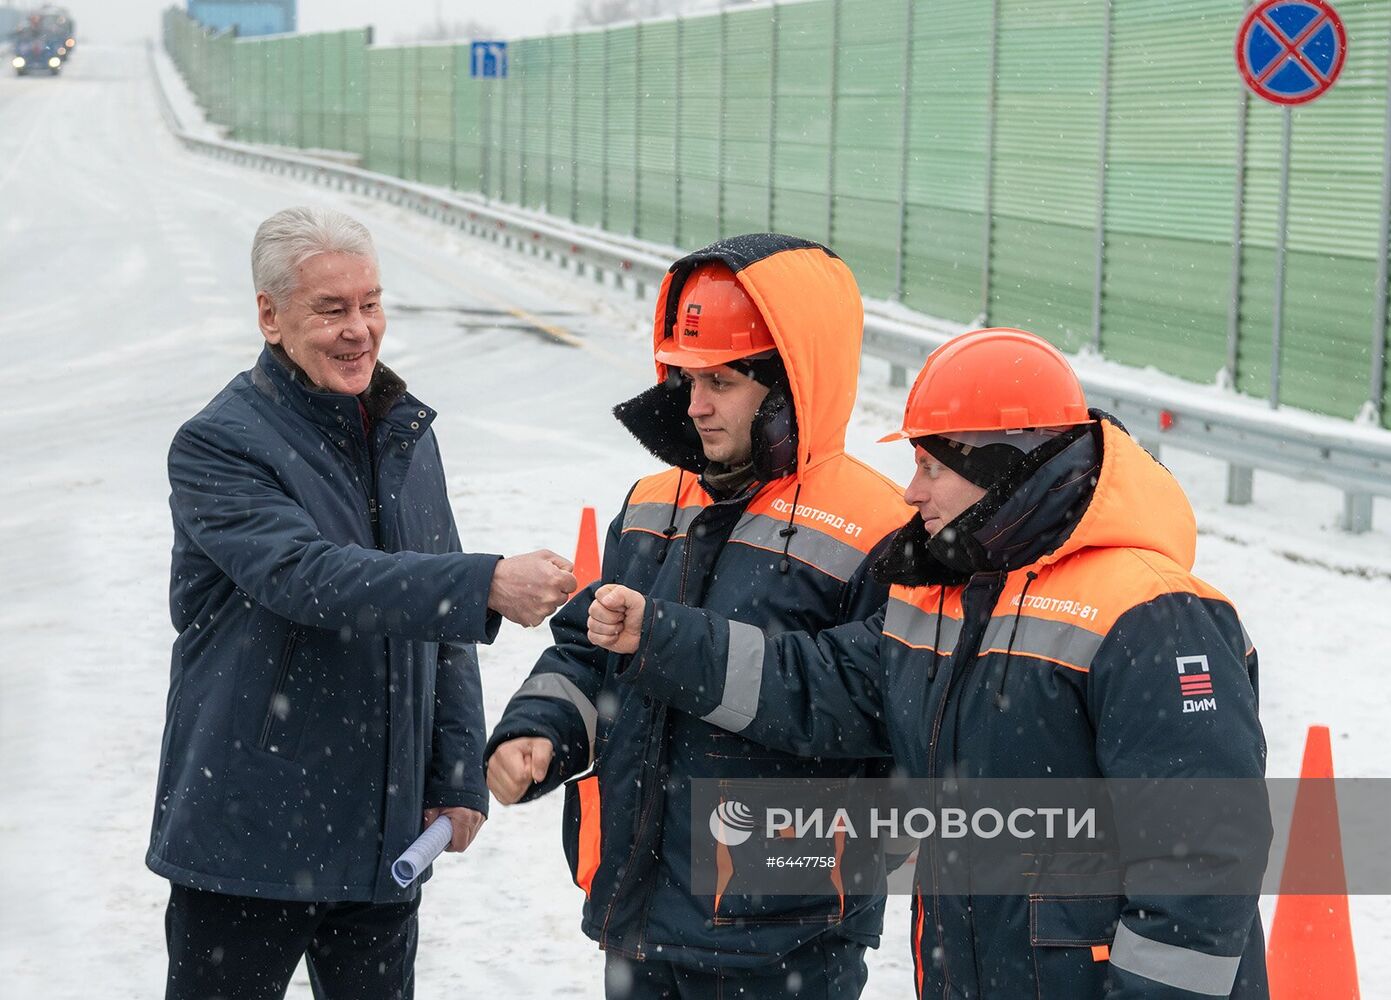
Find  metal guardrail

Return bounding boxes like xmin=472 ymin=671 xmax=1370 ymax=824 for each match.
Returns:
xmin=149 ymin=45 xmax=1391 ymax=533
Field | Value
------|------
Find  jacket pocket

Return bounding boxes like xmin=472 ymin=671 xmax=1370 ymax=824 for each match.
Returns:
xmin=562 ymin=772 xmax=602 ymax=899
xmin=257 ymin=628 xmax=311 ymax=758
xmin=1029 ymin=894 xmax=1122 ymax=998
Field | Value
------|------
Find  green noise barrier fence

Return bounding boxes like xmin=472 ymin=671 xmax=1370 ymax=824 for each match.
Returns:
xmin=164 ymin=1 xmax=1391 ymax=429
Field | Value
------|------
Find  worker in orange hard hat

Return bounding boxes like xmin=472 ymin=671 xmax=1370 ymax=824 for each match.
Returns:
xmin=487 ymin=234 xmax=915 ymax=998
xmin=589 ymin=326 xmax=1271 ymax=998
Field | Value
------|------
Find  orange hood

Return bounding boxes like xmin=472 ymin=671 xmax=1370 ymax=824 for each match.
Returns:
xmin=1041 ymin=418 xmax=1197 ymax=571
xmin=651 ymin=235 xmax=864 ymax=476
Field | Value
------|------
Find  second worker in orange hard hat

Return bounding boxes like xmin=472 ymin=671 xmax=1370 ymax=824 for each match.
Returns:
xmin=486 ymin=234 xmax=915 ymax=998
xmin=589 ymin=327 xmax=1271 ymax=999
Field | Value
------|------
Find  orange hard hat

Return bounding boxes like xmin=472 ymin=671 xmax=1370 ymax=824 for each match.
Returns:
xmin=880 ymin=328 xmax=1092 ymax=442
xmin=654 ymin=263 xmax=776 ymax=370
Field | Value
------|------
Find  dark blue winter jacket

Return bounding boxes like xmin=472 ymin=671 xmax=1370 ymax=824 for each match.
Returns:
xmin=623 ymin=418 xmax=1272 ymax=998
xmin=486 ymin=237 xmax=916 ymax=970
xmin=147 ymin=346 xmax=499 ymax=903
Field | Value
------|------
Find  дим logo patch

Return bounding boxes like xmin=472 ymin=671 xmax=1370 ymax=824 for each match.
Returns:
xmin=1177 ymin=654 xmax=1217 ymax=714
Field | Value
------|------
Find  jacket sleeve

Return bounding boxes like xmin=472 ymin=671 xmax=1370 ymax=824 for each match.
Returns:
xmin=424 ymin=511 xmax=492 ymax=815
xmin=1088 ymin=591 xmax=1270 ymax=1000
xmin=838 ymin=529 xmax=898 ymax=623
xmin=622 ymin=597 xmax=892 ymax=759
xmin=425 ymin=640 xmax=490 ymax=815
xmin=484 ymin=507 xmax=627 ymax=801
xmin=168 ymin=416 xmax=501 ymax=644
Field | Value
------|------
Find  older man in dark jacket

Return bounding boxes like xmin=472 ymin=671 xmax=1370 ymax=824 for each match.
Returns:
xmin=148 ymin=206 xmax=576 ymax=1000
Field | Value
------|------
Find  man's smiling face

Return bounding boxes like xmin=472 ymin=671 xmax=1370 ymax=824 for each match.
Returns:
xmin=258 ymin=252 xmax=385 ymax=395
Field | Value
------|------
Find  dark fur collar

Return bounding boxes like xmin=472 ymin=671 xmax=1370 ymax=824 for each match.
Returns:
xmin=268 ymin=343 xmax=406 ymax=422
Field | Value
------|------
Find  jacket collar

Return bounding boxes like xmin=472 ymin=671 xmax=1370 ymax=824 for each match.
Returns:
xmin=251 ymin=345 xmax=435 ymax=439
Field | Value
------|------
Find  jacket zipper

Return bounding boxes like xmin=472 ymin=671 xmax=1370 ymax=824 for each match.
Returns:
xmin=923 ymin=573 xmax=1006 ymax=998
xmin=259 ymin=628 xmax=304 ymax=751
xmin=365 ymin=430 xmax=383 ymax=550
xmin=618 ymin=504 xmax=701 ymax=957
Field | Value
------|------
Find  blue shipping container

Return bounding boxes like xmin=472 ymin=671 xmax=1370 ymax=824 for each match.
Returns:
xmin=187 ymin=0 xmax=296 ymax=38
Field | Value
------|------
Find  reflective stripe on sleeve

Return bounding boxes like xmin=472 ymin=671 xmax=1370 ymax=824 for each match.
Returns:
xmin=1108 ymin=922 xmax=1242 ymax=997
xmin=701 ymin=620 xmax=765 ymax=734
xmin=516 ymin=674 xmax=598 ymax=763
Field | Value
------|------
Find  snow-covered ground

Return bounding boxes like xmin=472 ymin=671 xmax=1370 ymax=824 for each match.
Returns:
xmin=1 ymin=44 xmax=1387 ymax=998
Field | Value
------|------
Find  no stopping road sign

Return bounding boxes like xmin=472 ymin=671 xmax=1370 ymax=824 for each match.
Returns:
xmin=1236 ymin=0 xmax=1347 ymax=106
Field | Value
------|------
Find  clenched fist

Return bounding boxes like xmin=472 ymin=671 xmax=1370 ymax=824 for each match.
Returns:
xmin=488 ymin=550 xmax=578 ymax=627
xmin=587 ymin=584 xmax=646 ymax=655
xmin=487 ymin=736 xmax=555 ymax=805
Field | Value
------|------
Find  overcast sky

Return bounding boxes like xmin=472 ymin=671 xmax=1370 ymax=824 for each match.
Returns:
xmin=46 ymin=1 xmax=596 ymax=46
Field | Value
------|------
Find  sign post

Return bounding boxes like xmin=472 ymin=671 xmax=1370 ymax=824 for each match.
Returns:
xmin=1234 ymin=0 xmax=1347 ymax=408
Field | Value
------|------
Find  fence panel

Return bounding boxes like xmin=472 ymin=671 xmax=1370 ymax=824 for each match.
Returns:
xmin=573 ymin=31 xmax=608 ymax=228
xmin=771 ymin=1 xmax=833 ymax=245
xmin=416 ymin=47 xmax=454 ymax=187
xmin=547 ymin=36 xmax=578 ymax=219
xmin=165 ymin=3 xmax=1391 ymax=428
xmin=900 ymin=0 xmax=991 ymax=323
xmin=832 ymin=0 xmax=906 ymax=299
xmin=1278 ymin=1 xmax=1389 ymax=419
xmin=675 ymin=16 xmax=722 ymax=247
xmin=1100 ymin=0 xmax=1241 ymax=383
xmin=636 ymin=21 xmax=679 ymax=244
xmin=365 ymin=47 xmax=404 ymax=178
xmin=989 ymin=0 xmax=1105 ymax=351
xmin=721 ymin=6 xmax=775 ymax=238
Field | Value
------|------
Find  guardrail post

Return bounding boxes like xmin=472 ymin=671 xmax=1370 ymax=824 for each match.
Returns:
xmin=1226 ymin=465 xmax=1254 ymax=506
xmin=890 ymin=365 xmax=908 ymax=388
xmin=1342 ymin=492 xmax=1373 ymax=534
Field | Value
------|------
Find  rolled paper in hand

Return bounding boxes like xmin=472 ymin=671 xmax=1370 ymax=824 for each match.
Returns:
xmin=391 ymin=816 xmax=454 ymax=887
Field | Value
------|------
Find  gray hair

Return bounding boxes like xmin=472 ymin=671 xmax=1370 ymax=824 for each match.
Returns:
xmin=251 ymin=206 xmax=378 ymax=304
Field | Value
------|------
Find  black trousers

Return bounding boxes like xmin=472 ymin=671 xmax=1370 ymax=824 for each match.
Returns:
xmin=604 ymin=935 xmax=869 ymax=1000
xmin=164 ymin=884 xmax=419 ymax=1000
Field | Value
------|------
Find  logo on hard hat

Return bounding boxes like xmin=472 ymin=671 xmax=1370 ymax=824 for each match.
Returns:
xmin=709 ymin=799 xmax=755 ymax=846
xmin=683 ymin=303 xmax=702 ymax=338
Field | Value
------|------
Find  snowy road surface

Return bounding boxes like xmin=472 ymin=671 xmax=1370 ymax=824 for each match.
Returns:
xmin=1 ymin=44 xmax=1387 ymax=998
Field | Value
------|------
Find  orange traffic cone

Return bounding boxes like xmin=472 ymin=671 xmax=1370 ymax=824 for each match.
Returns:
xmin=572 ymin=506 xmax=602 ymax=592
xmin=1267 ymin=725 xmax=1360 ymax=999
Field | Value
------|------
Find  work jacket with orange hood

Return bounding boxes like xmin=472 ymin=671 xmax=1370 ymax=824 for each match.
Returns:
xmin=621 ymin=415 xmax=1272 ymax=998
xmin=486 ymin=234 xmax=914 ymax=970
